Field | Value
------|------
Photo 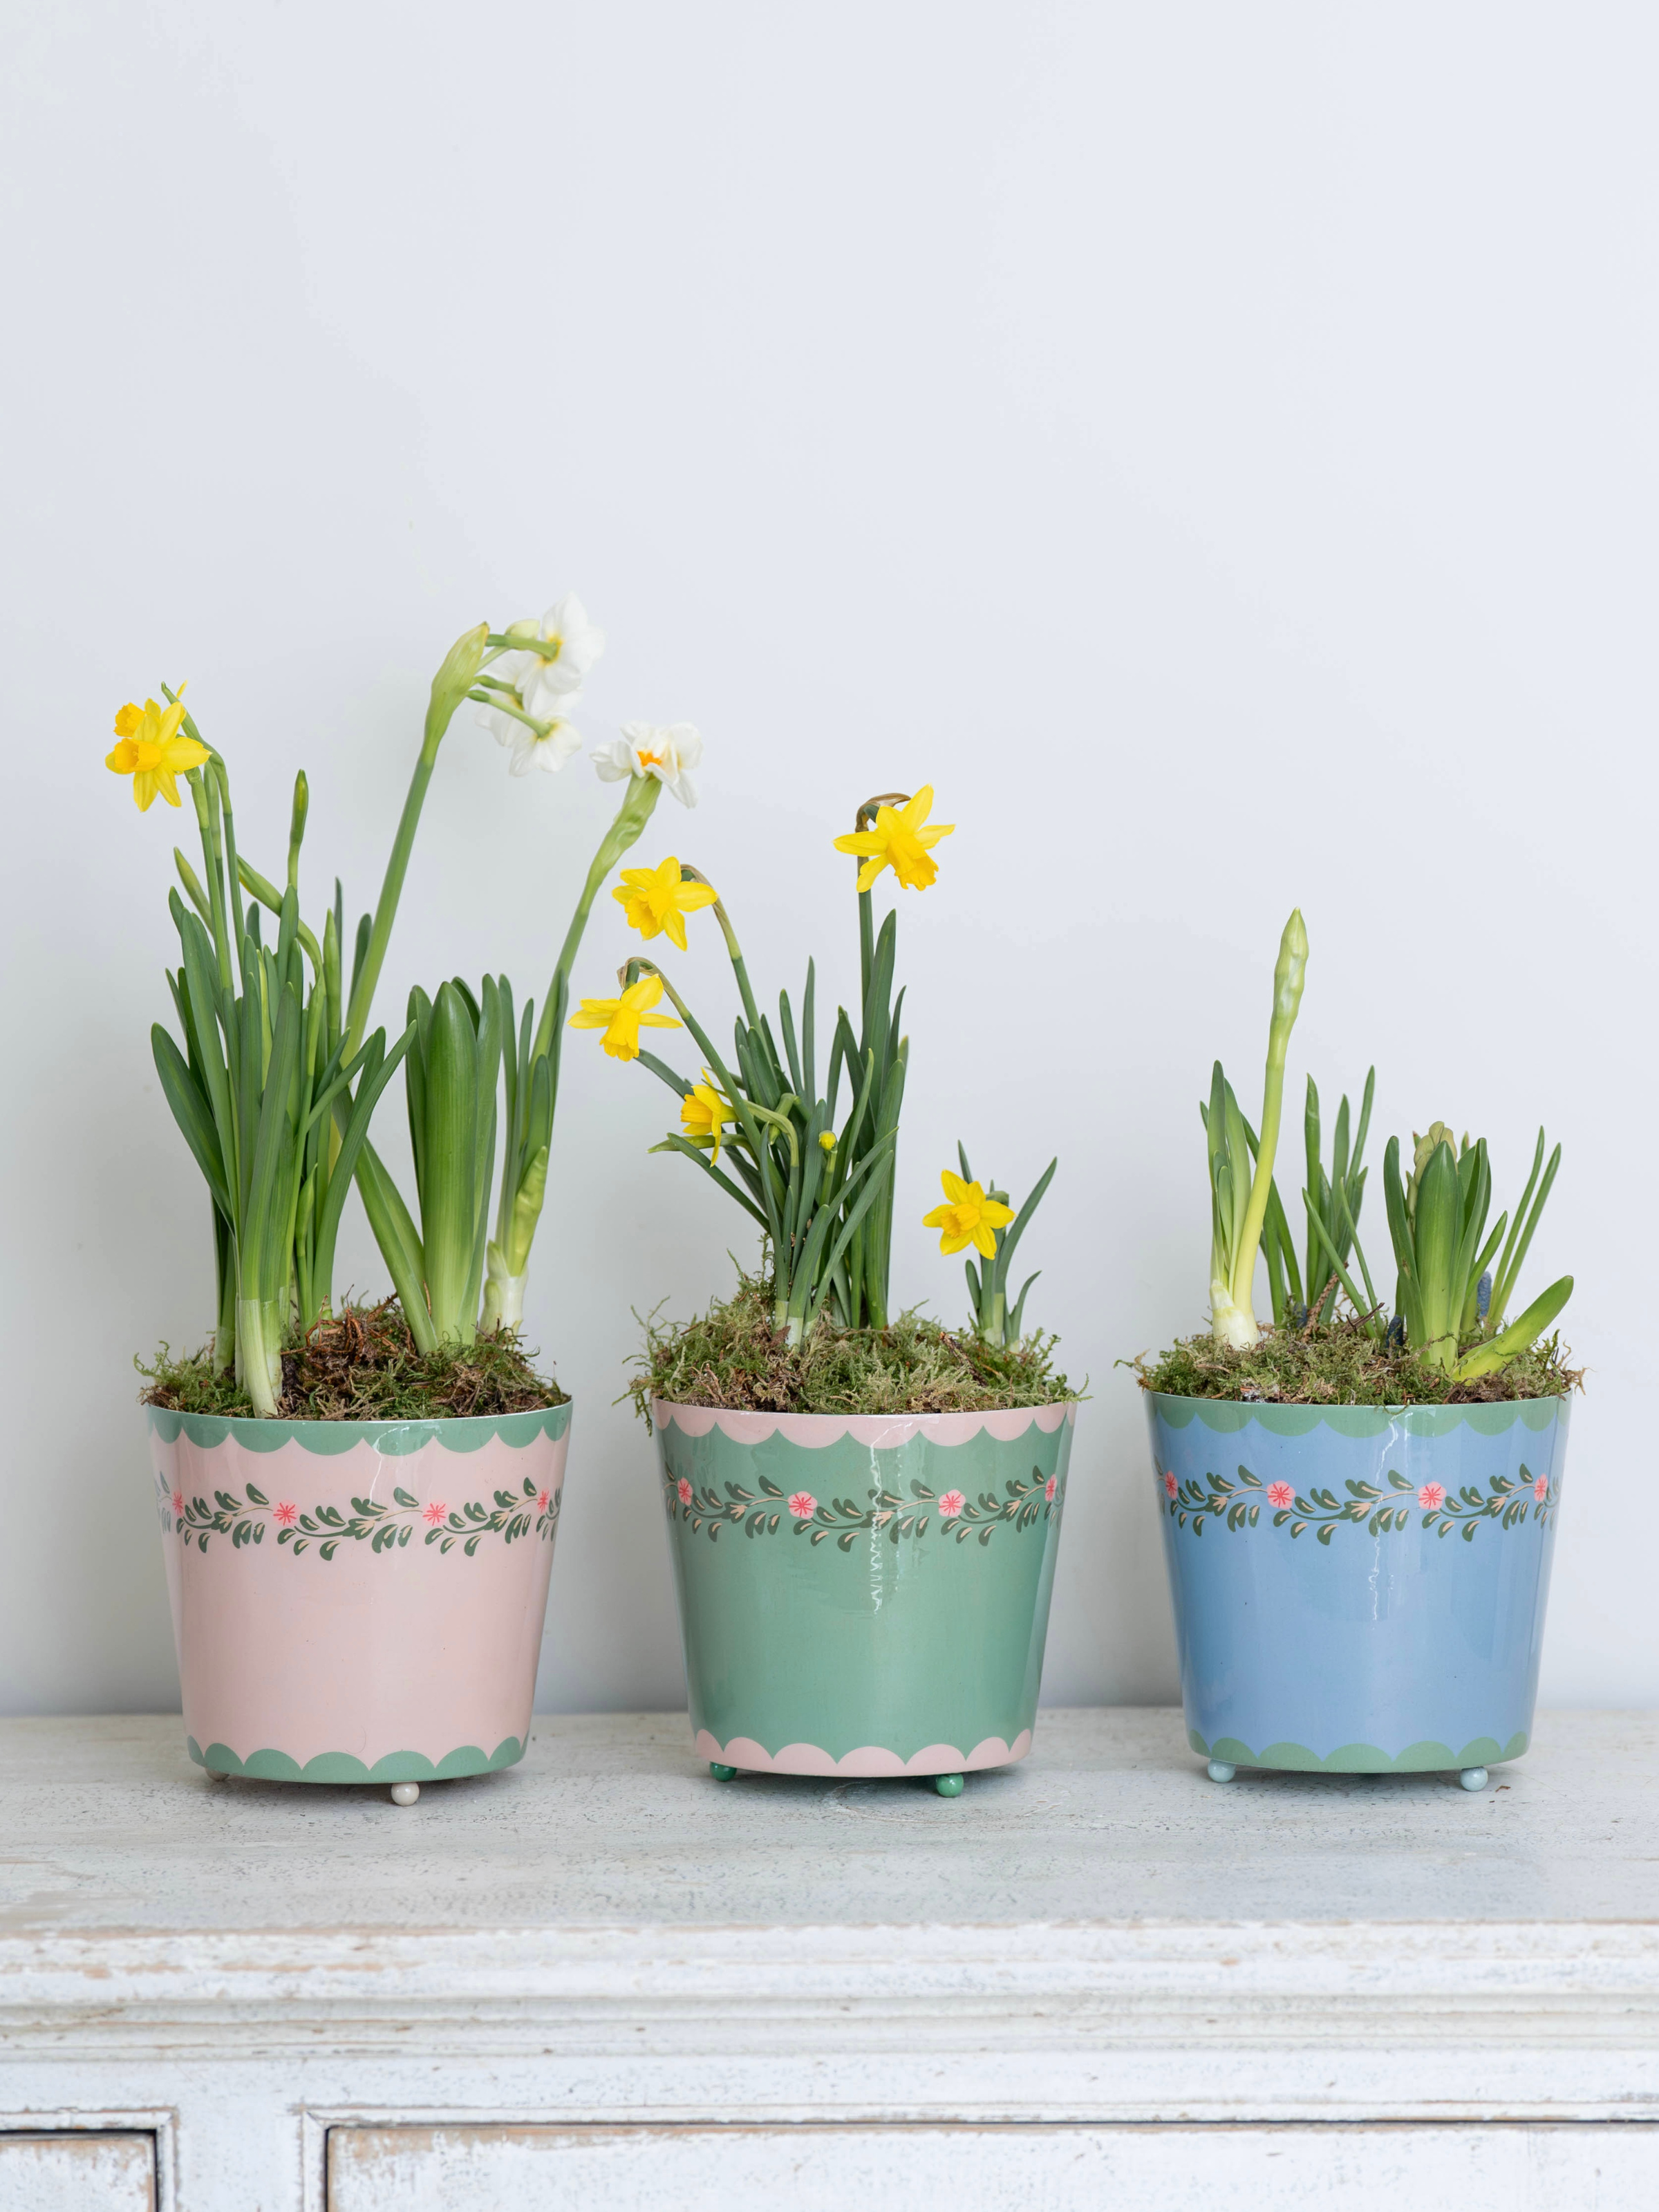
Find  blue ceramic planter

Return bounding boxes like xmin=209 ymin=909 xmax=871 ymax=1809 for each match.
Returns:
xmin=1146 ymin=1390 xmax=1570 ymax=1777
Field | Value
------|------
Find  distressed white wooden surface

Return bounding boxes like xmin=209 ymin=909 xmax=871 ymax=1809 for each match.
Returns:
xmin=326 ymin=2123 xmax=1659 ymax=2212
xmin=1 ymin=1709 xmax=1657 ymax=2209
xmin=0 ymin=2131 xmax=153 ymax=2209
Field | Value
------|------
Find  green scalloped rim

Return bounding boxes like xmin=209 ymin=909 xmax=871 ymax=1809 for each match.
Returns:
xmin=1187 ymin=1725 xmax=1530 ymax=1772
xmin=148 ymin=1400 xmax=571 ymax=1456
xmin=186 ymin=1733 xmax=526 ymax=1782
xmin=1150 ymin=1391 xmax=1567 ymax=1439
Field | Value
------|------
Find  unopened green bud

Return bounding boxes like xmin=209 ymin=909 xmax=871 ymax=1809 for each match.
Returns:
xmin=289 ymin=770 xmax=309 ymax=852
xmin=424 ymin=620 xmax=491 ymax=751
xmin=1273 ymin=908 xmax=1309 ymax=1029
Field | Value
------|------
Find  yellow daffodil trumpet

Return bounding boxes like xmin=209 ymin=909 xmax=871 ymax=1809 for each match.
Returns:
xmin=833 ymin=786 xmax=954 ymax=896
xmin=106 ymin=688 xmax=209 ymax=810
xmin=613 ymin=856 xmax=719 ymax=951
xmin=679 ymin=1074 xmax=732 ymax=1163
xmin=570 ymin=971 xmax=682 ymax=1061
xmin=929 ymin=1147 xmax=1057 ymax=1347
xmin=924 ymin=1170 xmax=1014 ymax=1259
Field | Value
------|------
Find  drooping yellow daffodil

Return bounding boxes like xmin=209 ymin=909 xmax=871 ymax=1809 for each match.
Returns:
xmin=568 ymin=973 xmax=682 ymax=1061
xmin=833 ymin=785 xmax=954 ymax=894
xmin=104 ymin=688 xmax=209 ymax=811
xmin=679 ymin=1072 xmax=733 ymax=1161
xmin=923 ymin=1168 xmax=1015 ymax=1258
xmin=613 ymin=856 xmax=719 ymax=951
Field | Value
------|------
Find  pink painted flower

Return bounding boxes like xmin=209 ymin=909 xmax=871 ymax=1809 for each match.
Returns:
xmin=1161 ymin=1470 xmax=1179 ymax=1499
xmin=938 ymin=1490 xmax=966 ymax=1519
xmin=677 ymin=1477 xmax=693 ymax=1506
xmin=272 ymin=1500 xmax=298 ymax=1528
xmin=1533 ymin=1474 xmax=1548 ymax=1503
xmin=171 ymin=1490 xmax=184 ymax=1517
xmin=1266 ymin=1481 xmax=1295 ymax=1510
xmin=1044 ymin=1474 xmax=1058 ymax=1502
xmin=787 ymin=1491 xmax=818 ymax=1519
xmin=536 ymin=1489 xmax=550 ymax=1514
xmin=423 ymin=1499 xmax=448 ymax=1526
xmin=1418 ymin=1482 xmax=1447 ymax=1512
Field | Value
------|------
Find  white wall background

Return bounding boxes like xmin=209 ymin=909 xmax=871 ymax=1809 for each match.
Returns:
xmin=1 ymin=1 xmax=1651 ymax=1718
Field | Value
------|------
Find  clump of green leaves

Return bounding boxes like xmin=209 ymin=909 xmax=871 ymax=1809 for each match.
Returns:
xmin=1135 ymin=1315 xmax=1578 ymax=1407
xmin=140 ymin=1300 xmax=565 ymax=1422
xmin=627 ymin=1267 xmax=1074 ymax=1423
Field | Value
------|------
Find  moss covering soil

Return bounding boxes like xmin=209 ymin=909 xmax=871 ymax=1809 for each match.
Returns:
xmin=140 ymin=1298 xmax=567 ymax=1421
xmin=1134 ymin=1315 xmax=1580 ymax=1407
xmin=628 ymin=1268 xmax=1076 ymax=1424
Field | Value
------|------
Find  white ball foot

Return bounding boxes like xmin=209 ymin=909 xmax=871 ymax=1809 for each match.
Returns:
xmin=389 ymin=1781 xmax=421 ymax=1806
xmin=1207 ymin=1759 xmax=1237 ymax=1783
xmin=206 ymin=1768 xmax=229 ymax=1783
xmin=1459 ymin=1766 xmax=1488 ymax=1792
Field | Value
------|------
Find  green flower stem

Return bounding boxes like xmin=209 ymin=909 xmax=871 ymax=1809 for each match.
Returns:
xmin=529 ymin=775 xmax=664 ymax=1069
xmin=708 ymin=894 xmax=763 ymax=1035
xmin=341 ymin=622 xmax=487 ymax=1063
xmin=185 ymin=767 xmax=234 ymax=991
xmin=236 ymin=857 xmax=324 ymax=973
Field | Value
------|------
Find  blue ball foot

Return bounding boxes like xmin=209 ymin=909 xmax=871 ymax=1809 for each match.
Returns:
xmin=1459 ymin=1766 xmax=1488 ymax=1792
xmin=709 ymin=1762 xmax=738 ymax=1782
xmin=1207 ymin=1759 xmax=1237 ymax=1783
xmin=934 ymin=1772 xmax=965 ymax=1797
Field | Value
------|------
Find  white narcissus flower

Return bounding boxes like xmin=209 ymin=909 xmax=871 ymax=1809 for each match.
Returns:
xmin=503 ymin=711 xmax=584 ymax=777
xmin=512 ymin=593 xmax=606 ymax=715
xmin=592 ymin=722 xmax=704 ymax=807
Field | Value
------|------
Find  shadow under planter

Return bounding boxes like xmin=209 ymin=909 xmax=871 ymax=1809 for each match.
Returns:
xmin=1145 ymin=1389 xmax=1570 ymax=1790
xmin=147 ymin=1401 xmax=570 ymax=1803
xmin=654 ymin=1400 xmax=1076 ymax=1797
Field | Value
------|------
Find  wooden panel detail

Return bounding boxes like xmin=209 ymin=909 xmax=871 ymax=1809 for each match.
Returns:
xmin=0 ymin=2133 xmax=153 ymax=2211
xmin=328 ymin=2121 xmax=1659 ymax=2211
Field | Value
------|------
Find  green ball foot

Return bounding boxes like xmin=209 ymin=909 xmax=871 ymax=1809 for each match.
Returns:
xmin=934 ymin=1772 xmax=965 ymax=1797
xmin=1207 ymin=1760 xmax=1237 ymax=1783
xmin=1459 ymin=1766 xmax=1488 ymax=1792
xmin=709 ymin=1762 xmax=738 ymax=1782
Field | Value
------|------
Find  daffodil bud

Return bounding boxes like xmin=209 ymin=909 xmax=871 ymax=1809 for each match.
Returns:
xmin=424 ymin=620 xmax=491 ymax=753
xmin=819 ymin=1130 xmax=837 ymax=1154
xmin=289 ymin=770 xmax=309 ymax=852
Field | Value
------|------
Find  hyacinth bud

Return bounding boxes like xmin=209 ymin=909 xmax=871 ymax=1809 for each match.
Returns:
xmin=1272 ymin=908 xmax=1309 ymax=1032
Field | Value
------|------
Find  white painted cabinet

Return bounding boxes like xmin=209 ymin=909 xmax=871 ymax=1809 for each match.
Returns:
xmin=0 ymin=2133 xmax=153 ymax=2211
xmin=326 ymin=2124 xmax=1659 ymax=2211
xmin=3 ymin=1709 xmax=1659 ymax=2210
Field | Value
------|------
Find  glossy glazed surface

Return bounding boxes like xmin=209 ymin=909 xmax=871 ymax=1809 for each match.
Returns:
xmin=655 ymin=1402 xmax=1074 ymax=1774
xmin=1147 ymin=1393 xmax=1568 ymax=1771
xmin=148 ymin=1403 xmax=570 ymax=1780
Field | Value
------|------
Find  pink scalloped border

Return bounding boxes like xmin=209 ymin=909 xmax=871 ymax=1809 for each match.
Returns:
xmin=693 ymin=1728 xmax=1033 ymax=1777
xmin=654 ymin=1402 xmax=1074 ymax=1448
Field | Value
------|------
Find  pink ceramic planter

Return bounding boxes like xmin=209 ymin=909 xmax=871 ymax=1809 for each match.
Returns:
xmin=147 ymin=1401 xmax=570 ymax=1801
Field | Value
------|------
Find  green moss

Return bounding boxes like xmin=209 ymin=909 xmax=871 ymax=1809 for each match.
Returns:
xmin=1133 ymin=1317 xmax=1580 ymax=1407
xmin=140 ymin=1298 xmax=566 ymax=1421
xmin=627 ymin=1267 xmax=1076 ymax=1423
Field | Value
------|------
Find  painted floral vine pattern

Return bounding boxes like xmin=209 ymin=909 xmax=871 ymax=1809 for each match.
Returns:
xmin=666 ymin=1463 xmax=1063 ymax=1548
xmin=153 ymin=1470 xmax=560 ymax=1557
xmin=1159 ymin=1460 xmax=1558 ymax=1545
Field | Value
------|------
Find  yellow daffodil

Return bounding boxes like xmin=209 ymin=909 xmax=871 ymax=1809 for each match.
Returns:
xmin=679 ymin=1072 xmax=733 ymax=1161
xmin=833 ymin=785 xmax=954 ymax=894
xmin=568 ymin=972 xmax=682 ymax=1061
xmin=923 ymin=1168 xmax=1014 ymax=1258
xmin=613 ymin=856 xmax=718 ymax=951
xmin=104 ymin=688 xmax=208 ymax=811
xmin=818 ymin=1130 xmax=836 ymax=1154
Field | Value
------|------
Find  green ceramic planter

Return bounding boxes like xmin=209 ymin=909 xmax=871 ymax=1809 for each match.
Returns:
xmin=653 ymin=1400 xmax=1076 ymax=1784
